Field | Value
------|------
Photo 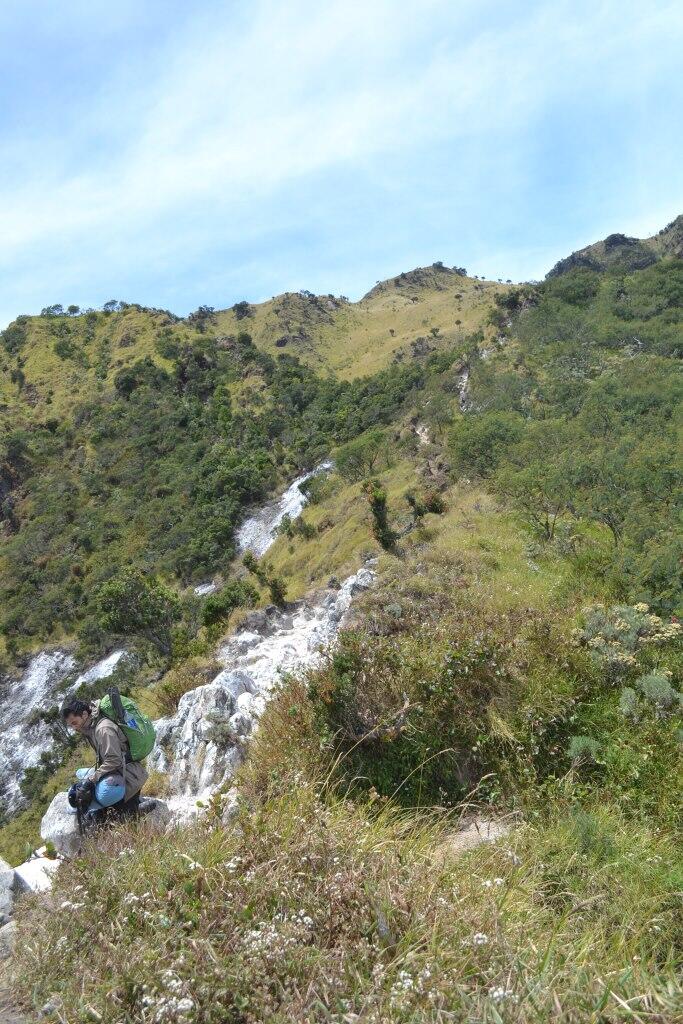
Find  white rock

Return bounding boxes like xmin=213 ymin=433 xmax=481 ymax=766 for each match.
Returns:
xmin=0 ymin=648 xmax=128 ymax=816
xmin=139 ymin=798 xmax=172 ymax=830
xmin=13 ymin=856 xmax=60 ymax=894
xmin=212 ymin=669 xmax=257 ymax=700
xmin=0 ymin=650 xmax=76 ymax=814
xmin=40 ymin=792 xmax=81 ymax=859
xmin=193 ymin=581 xmax=217 ymax=597
xmin=228 ymin=711 xmax=252 ymax=737
xmin=0 ymin=857 xmax=14 ymax=924
xmin=74 ymin=648 xmax=128 ymax=686
xmin=0 ymin=919 xmax=16 ymax=959
xmin=236 ymin=461 xmax=332 ymax=557
xmin=149 ymin=563 xmax=375 ymax=822
xmin=221 ymin=788 xmax=240 ymax=825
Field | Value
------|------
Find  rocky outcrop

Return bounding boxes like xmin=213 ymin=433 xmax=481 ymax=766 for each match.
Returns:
xmin=39 ymin=792 xmax=172 ymax=859
xmin=236 ymin=461 xmax=332 ymax=557
xmin=13 ymin=851 xmax=61 ymax=894
xmin=150 ymin=565 xmax=375 ymax=821
xmin=0 ymin=649 xmax=129 ymax=816
xmin=0 ymin=858 xmax=14 ymax=925
xmin=40 ymin=793 xmax=81 ymax=859
xmin=0 ymin=920 xmax=16 ymax=960
xmin=363 ymin=263 xmax=468 ymax=300
xmin=545 ymin=215 xmax=683 ymax=278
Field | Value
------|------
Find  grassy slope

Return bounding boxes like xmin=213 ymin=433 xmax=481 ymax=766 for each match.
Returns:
xmin=213 ymin=269 xmax=505 ymax=379
xmin=0 ymin=308 xmax=180 ymax=423
xmin=8 ymin=453 xmax=678 ymax=1018
xmin=1 ymin=267 xmax=505 ymax=428
xmin=2 ymin=237 xmax=681 ymax=1019
xmin=9 ymin=775 xmax=682 ymax=1023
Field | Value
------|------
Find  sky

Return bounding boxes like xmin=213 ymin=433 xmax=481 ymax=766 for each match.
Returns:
xmin=1 ymin=0 xmax=682 ymax=327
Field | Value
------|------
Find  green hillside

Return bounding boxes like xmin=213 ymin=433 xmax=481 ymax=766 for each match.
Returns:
xmin=2 ymin=220 xmax=683 ymax=1021
xmin=0 ymin=229 xmax=681 ymax=660
xmin=547 ymin=213 xmax=683 ymax=277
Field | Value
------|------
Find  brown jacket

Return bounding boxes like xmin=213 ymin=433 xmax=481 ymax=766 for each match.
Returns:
xmin=82 ymin=702 xmax=148 ymax=801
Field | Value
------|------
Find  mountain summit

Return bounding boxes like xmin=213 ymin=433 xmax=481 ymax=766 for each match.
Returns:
xmin=547 ymin=213 xmax=683 ymax=277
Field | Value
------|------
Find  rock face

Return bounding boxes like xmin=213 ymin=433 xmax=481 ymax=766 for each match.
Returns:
xmin=235 ymin=461 xmax=332 ymax=557
xmin=0 ymin=920 xmax=16 ymax=960
xmin=0 ymin=858 xmax=14 ymax=925
xmin=40 ymin=792 xmax=81 ymax=859
xmin=0 ymin=649 xmax=129 ymax=816
xmin=13 ymin=853 xmax=61 ymax=894
xmin=0 ymin=651 xmax=76 ymax=815
xmin=150 ymin=565 xmax=375 ymax=820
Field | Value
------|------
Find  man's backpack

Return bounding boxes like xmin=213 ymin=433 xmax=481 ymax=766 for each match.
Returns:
xmin=99 ymin=687 xmax=156 ymax=761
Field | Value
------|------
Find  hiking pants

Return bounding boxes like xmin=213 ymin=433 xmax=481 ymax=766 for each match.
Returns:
xmin=75 ymin=767 xmax=126 ymax=815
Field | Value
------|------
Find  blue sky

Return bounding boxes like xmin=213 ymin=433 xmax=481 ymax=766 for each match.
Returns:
xmin=1 ymin=0 xmax=682 ymax=327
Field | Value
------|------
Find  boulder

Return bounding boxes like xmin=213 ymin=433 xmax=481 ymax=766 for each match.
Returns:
xmin=0 ymin=919 xmax=16 ymax=959
xmin=221 ymin=788 xmax=240 ymax=825
xmin=350 ymin=567 xmax=375 ymax=594
xmin=240 ymin=609 xmax=268 ymax=632
xmin=213 ymin=669 xmax=257 ymax=700
xmin=139 ymin=797 xmax=171 ymax=830
xmin=0 ymin=858 xmax=14 ymax=925
xmin=41 ymin=792 xmax=81 ymax=859
xmin=13 ymin=855 xmax=60 ymax=894
xmin=228 ymin=711 xmax=252 ymax=737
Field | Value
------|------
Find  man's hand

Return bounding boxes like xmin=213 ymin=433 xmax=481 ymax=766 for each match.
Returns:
xmin=73 ymin=778 xmax=96 ymax=810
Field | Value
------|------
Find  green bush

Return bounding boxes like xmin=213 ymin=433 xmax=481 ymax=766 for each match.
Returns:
xmin=202 ymin=580 xmax=259 ymax=628
xmin=363 ymin=479 xmax=397 ymax=550
xmin=89 ymin=569 xmax=181 ymax=658
xmin=449 ymin=412 xmax=525 ymax=477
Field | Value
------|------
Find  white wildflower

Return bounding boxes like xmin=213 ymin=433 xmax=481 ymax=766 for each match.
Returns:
xmin=473 ymin=932 xmax=489 ymax=945
xmin=490 ymin=986 xmax=515 ymax=1002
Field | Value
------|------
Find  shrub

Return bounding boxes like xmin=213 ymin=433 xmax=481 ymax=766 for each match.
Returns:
xmin=571 ymin=602 xmax=682 ymax=681
xmin=618 ymin=686 xmax=639 ymax=720
xmin=567 ymin=735 xmax=602 ymax=766
xmin=155 ymin=657 xmax=221 ymax=716
xmin=202 ymin=580 xmax=259 ymax=628
xmin=307 ymin=616 xmax=528 ymax=806
xmin=278 ymin=514 xmax=316 ymax=541
xmin=243 ymin=553 xmax=288 ymax=607
xmin=363 ymin=479 xmax=397 ymax=550
xmin=635 ymin=671 xmax=682 ymax=717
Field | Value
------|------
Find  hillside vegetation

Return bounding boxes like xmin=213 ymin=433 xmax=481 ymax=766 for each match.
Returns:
xmin=2 ymin=218 xmax=682 ymax=1021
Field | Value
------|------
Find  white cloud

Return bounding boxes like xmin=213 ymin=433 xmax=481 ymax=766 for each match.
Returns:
xmin=0 ymin=0 xmax=682 ymax=323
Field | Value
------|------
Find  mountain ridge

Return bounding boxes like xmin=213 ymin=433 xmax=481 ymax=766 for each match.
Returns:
xmin=547 ymin=213 xmax=683 ymax=277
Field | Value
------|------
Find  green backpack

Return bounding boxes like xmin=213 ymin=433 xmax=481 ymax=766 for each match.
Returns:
xmin=99 ymin=687 xmax=156 ymax=761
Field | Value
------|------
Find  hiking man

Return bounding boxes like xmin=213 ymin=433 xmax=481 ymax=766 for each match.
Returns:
xmin=61 ymin=697 xmax=149 ymax=823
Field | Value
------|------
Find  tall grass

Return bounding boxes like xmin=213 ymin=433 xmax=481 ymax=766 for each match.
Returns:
xmin=9 ymin=681 xmax=682 ymax=1022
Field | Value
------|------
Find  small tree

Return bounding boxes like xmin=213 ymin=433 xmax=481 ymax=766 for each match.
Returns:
xmin=187 ymin=305 xmax=217 ymax=333
xmin=232 ymin=300 xmax=253 ymax=321
xmin=93 ymin=569 xmax=181 ymax=658
xmin=202 ymin=580 xmax=259 ymax=628
xmin=364 ymin=479 xmax=397 ymax=550
xmin=335 ymin=430 xmax=387 ymax=482
xmin=243 ymin=552 xmax=287 ymax=607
